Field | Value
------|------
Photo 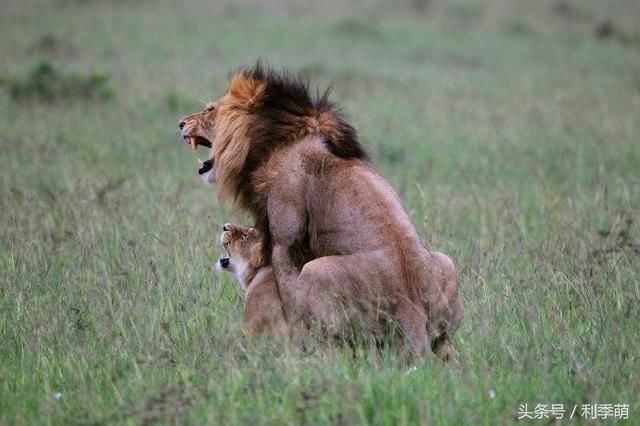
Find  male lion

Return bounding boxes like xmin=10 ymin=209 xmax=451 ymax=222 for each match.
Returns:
xmin=179 ymin=64 xmax=462 ymax=358
xmin=216 ymin=223 xmax=286 ymax=338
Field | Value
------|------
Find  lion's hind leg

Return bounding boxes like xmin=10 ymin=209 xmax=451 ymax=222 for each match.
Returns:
xmin=429 ymin=251 xmax=462 ymax=362
xmin=293 ymin=252 xmax=391 ymax=341
xmin=293 ymin=252 xmax=435 ymax=359
xmin=431 ymin=333 xmax=456 ymax=362
xmin=394 ymin=299 xmax=431 ymax=360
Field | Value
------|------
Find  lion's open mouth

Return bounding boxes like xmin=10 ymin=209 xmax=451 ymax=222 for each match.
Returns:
xmin=184 ymin=135 xmax=214 ymax=177
xmin=183 ymin=135 xmax=212 ymax=151
xmin=198 ymin=158 xmax=213 ymax=175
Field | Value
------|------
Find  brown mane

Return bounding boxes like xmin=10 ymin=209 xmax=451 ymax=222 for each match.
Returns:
xmin=212 ymin=64 xmax=368 ymax=260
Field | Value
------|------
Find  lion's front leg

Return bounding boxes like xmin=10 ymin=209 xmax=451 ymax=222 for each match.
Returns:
xmin=268 ymin=189 xmax=309 ymax=323
xmin=271 ymin=243 xmax=304 ymax=321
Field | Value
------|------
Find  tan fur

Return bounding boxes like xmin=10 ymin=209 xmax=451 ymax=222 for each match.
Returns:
xmin=179 ymin=65 xmax=462 ymax=359
xmin=218 ymin=224 xmax=286 ymax=338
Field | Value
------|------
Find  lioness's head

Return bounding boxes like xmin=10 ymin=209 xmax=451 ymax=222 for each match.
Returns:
xmin=217 ymin=223 xmax=265 ymax=290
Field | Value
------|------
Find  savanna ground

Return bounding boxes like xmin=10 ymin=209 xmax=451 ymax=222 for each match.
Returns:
xmin=1 ymin=0 xmax=639 ymax=424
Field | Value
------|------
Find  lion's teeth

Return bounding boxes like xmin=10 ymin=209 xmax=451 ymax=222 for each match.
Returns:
xmin=190 ymin=137 xmax=197 ymax=151
xmin=197 ymin=158 xmax=203 ymax=165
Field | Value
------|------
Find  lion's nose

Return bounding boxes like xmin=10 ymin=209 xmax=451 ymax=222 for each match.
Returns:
xmin=223 ymin=224 xmax=230 ymax=231
xmin=178 ymin=120 xmax=186 ymax=129
xmin=219 ymin=257 xmax=230 ymax=268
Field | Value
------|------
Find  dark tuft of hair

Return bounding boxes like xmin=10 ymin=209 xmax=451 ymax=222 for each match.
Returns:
xmin=316 ymin=88 xmax=369 ymax=160
xmin=238 ymin=61 xmax=369 ymax=161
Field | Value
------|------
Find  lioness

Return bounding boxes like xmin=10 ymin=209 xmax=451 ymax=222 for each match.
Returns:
xmin=217 ymin=223 xmax=461 ymax=359
xmin=216 ymin=223 xmax=286 ymax=338
xmin=179 ymin=64 xmax=462 ymax=358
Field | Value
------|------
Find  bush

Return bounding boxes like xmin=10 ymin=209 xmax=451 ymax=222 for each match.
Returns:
xmin=8 ymin=60 xmax=113 ymax=101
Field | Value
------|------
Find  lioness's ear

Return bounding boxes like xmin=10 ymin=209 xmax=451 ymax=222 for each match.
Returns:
xmin=250 ymin=242 xmax=264 ymax=268
xmin=228 ymin=73 xmax=265 ymax=110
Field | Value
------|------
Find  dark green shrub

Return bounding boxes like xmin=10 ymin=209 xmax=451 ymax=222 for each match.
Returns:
xmin=8 ymin=60 xmax=113 ymax=101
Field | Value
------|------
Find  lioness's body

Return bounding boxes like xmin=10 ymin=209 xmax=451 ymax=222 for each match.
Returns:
xmin=179 ymin=64 xmax=462 ymax=358
xmin=217 ymin=224 xmax=286 ymax=338
xmin=242 ymin=269 xmax=286 ymax=338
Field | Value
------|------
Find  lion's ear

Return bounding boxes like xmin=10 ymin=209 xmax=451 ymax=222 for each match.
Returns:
xmin=228 ymin=74 xmax=265 ymax=110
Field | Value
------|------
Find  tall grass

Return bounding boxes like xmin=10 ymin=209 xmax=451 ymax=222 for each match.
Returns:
xmin=1 ymin=0 xmax=638 ymax=424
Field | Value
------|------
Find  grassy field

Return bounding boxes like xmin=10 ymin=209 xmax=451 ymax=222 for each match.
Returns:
xmin=1 ymin=0 xmax=639 ymax=424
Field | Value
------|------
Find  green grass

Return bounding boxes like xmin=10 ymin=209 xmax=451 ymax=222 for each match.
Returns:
xmin=1 ymin=0 xmax=639 ymax=424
